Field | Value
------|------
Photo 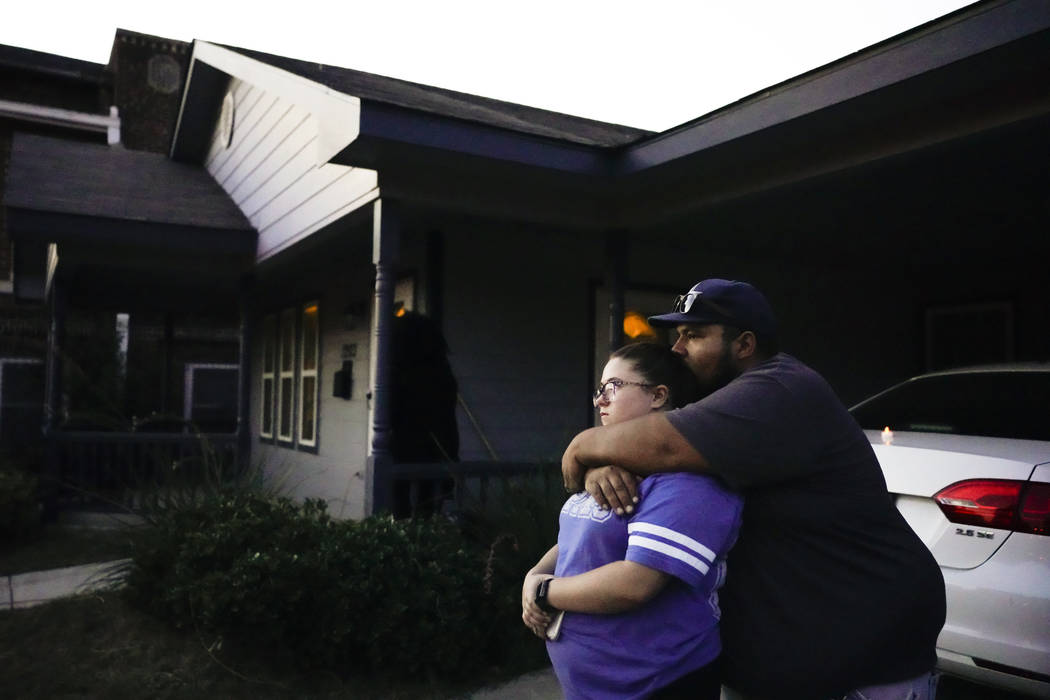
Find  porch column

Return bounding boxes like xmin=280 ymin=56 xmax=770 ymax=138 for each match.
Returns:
xmin=606 ymin=231 xmax=627 ymax=352
xmin=367 ymin=198 xmax=400 ymax=515
xmin=41 ymin=278 xmax=68 ymax=518
xmin=235 ymin=276 xmax=255 ymax=473
xmin=160 ymin=312 xmax=173 ymax=415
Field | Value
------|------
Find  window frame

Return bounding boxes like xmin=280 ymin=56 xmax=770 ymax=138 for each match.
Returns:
xmin=259 ymin=303 xmax=322 ymax=451
xmin=275 ymin=308 xmax=297 ymax=445
xmin=259 ymin=315 xmax=276 ymax=440
xmin=297 ymin=301 xmax=320 ymax=450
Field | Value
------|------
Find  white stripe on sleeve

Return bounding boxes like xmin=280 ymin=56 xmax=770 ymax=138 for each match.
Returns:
xmin=629 ymin=535 xmax=710 ymax=576
xmin=628 ymin=521 xmax=717 ymax=563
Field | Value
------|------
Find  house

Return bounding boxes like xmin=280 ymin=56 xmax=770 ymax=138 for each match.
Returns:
xmin=0 ymin=34 xmax=251 ymax=504
xmin=3 ymin=0 xmax=1049 ymax=518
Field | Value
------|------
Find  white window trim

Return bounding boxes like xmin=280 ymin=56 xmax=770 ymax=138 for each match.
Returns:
xmin=297 ymin=301 xmax=320 ymax=448
xmin=259 ymin=315 xmax=276 ymax=439
xmin=276 ymin=308 xmax=296 ymax=443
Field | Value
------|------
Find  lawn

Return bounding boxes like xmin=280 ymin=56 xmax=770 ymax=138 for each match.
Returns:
xmin=0 ymin=591 xmax=1030 ymax=700
xmin=0 ymin=592 xmax=520 ymax=699
xmin=2 ymin=513 xmax=1021 ymax=699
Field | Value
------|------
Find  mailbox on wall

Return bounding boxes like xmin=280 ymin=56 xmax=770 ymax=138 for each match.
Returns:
xmin=332 ymin=360 xmax=353 ymax=399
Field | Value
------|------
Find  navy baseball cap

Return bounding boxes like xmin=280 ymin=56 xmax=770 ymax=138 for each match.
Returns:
xmin=648 ymin=279 xmax=778 ymax=336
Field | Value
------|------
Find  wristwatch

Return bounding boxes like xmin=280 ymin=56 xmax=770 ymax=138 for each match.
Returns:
xmin=535 ymin=577 xmax=558 ymax=612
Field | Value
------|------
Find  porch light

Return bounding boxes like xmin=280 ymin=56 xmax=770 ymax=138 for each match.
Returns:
xmin=623 ymin=311 xmax=656 ymax=340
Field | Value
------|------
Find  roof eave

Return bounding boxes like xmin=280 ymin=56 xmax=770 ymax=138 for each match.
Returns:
xmin=331 ymin=99 xmax=614 ymax=175
xmin=618 ymin=0 xmax=1050 ymax=174
xmin=171 ymin=40 xmax=361 ymax=165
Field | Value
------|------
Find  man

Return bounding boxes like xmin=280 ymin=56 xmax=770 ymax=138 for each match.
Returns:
xmin=562 ymin=279 xmax=945 ymax=700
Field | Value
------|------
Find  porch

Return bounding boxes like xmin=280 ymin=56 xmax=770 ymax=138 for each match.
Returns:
xmin=42 ymin=427 xmax=554 ymax=519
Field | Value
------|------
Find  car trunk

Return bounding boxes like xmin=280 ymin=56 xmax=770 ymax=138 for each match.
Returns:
xmin=865 ymin=430 xmax=1045 ymax=569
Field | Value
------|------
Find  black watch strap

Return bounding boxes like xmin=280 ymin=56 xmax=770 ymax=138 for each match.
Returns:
xmin=535 ymin=577 xmax=557 ymax=612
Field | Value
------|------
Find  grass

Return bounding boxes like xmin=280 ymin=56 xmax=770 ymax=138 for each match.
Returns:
xmin=0 ymin=592 xmax=530 ymax=699
xmin=0 ymin=593 xmax=1031 ymax=700
xmin=0 ymin=527 xmax=1034 ymax=700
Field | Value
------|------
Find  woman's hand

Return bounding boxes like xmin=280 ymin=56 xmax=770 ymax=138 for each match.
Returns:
xmin=522 ymin=572 xmax=553 ymax=638
xmin=585 ymin=466 xmax=641 ymax=515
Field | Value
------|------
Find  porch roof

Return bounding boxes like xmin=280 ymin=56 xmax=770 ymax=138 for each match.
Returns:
xmin=4 ymin=133 xmax=253 ymax=233
xmin=3 ymin=133 xmax=256 ymax=305
xmin=0 ymin=42 xmax=107 ymax=85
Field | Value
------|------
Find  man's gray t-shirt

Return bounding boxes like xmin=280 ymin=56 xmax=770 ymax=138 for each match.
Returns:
xmin=667 ymin=353 xmax=944 ymax=699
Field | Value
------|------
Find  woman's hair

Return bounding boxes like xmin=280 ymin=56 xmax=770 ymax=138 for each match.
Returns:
xmin=609 ymin=342 xmax=701 ymax=409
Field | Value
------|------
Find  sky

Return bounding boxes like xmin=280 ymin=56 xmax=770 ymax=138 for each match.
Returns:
xmin=2 ymin=0 xmax=975 ymax=131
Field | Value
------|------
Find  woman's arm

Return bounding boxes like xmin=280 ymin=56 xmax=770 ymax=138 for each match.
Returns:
xmin=546 ymin=560 xmax=670 ymax=614
xmin=527 ymin=544 xmax=559 ymax=577
xmin=522 ymin=544 xmax=559 ymax=636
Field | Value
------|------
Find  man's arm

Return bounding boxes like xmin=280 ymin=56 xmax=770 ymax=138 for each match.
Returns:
xmin=545 ymin=560 xmax=670 ymax=614
xmin=562 ymin=412 xmax=709 ymax=509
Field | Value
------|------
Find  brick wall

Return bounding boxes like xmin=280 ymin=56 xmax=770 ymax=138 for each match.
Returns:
xmin=110 ymin=30 xmax=192 ymax=153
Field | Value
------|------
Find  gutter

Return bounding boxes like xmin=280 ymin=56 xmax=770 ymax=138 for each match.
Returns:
xmin=0 ymin=99 xmax=121 ymax=145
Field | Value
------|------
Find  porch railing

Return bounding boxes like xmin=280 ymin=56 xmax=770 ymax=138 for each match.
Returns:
xmin=42 ymin=432 xmax=559 ymax=519
xmin=45 ymin=430 xmax=239 ymax=509
xmin=382 ymin=460 xmax=562 ymax=518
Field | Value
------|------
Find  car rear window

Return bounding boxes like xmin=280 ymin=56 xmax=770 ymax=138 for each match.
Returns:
xmin=850 ymin=372 xmax=1050 ymax=441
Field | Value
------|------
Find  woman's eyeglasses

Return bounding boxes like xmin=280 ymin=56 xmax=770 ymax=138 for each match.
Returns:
xmin=593 ymin=379 xmax=655 ymax=405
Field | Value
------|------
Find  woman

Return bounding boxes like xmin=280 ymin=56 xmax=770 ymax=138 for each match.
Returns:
xmin=522 ymin=342 xmax=743 ymax=700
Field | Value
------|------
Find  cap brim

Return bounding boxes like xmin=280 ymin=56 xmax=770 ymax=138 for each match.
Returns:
xmin=647 ymin=310 xmax=724 ymax=328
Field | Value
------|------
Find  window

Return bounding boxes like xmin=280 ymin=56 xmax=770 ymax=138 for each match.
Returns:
xmin=298 ymin=302 xmax=319 ymax=447
xmin=926 ymin=302 xmax=1013 ymax=371
xmin=850 ymin=371 xmax=1050 ymax=441
xmin=0 ymin=358 xmax=44 ymax=450
xmin=260 ymin=316 xmax=276 ymax=439
xmin=277 ymin=308 xmax=296 ymax=443
xmin=260 ymin=303 xmax=321 ymax=449
xmin=184 ymin=364 xmax=238 ymax=433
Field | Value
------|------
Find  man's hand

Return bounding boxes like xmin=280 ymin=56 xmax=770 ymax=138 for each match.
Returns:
xmin=585 ymin=466 xmax=641 ymax=515
xmin=521 ymin=572 xmax=553 ymax=638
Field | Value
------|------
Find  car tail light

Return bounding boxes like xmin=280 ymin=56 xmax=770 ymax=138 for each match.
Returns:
xmin=934 ymin=480 xmax=1050 ymax=535
xmin=1019 ymin=482 xmax=1050 ymax=535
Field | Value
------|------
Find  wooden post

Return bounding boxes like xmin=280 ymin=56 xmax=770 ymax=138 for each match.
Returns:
xmin=367 ymin=198 xmax=400 ymax=515
xmin=160 ymin=312 xmax=173 ymax=415
xmin=236 ymin=276 xmax=255 ymax=475
xmin=41 ymin=279 xmax=68 ymax=518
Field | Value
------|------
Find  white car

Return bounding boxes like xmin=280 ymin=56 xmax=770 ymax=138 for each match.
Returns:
xmin=850 ymin=365 xmax=1050 ymax=698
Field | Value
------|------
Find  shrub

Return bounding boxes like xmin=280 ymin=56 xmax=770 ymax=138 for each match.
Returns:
xmin=124 ymin=492 xmax=500 ymax=679
xmin=455 ymin=467 xmax=566 ymax=670
xmin=0 ymin=457 xmax=41 ymax=546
